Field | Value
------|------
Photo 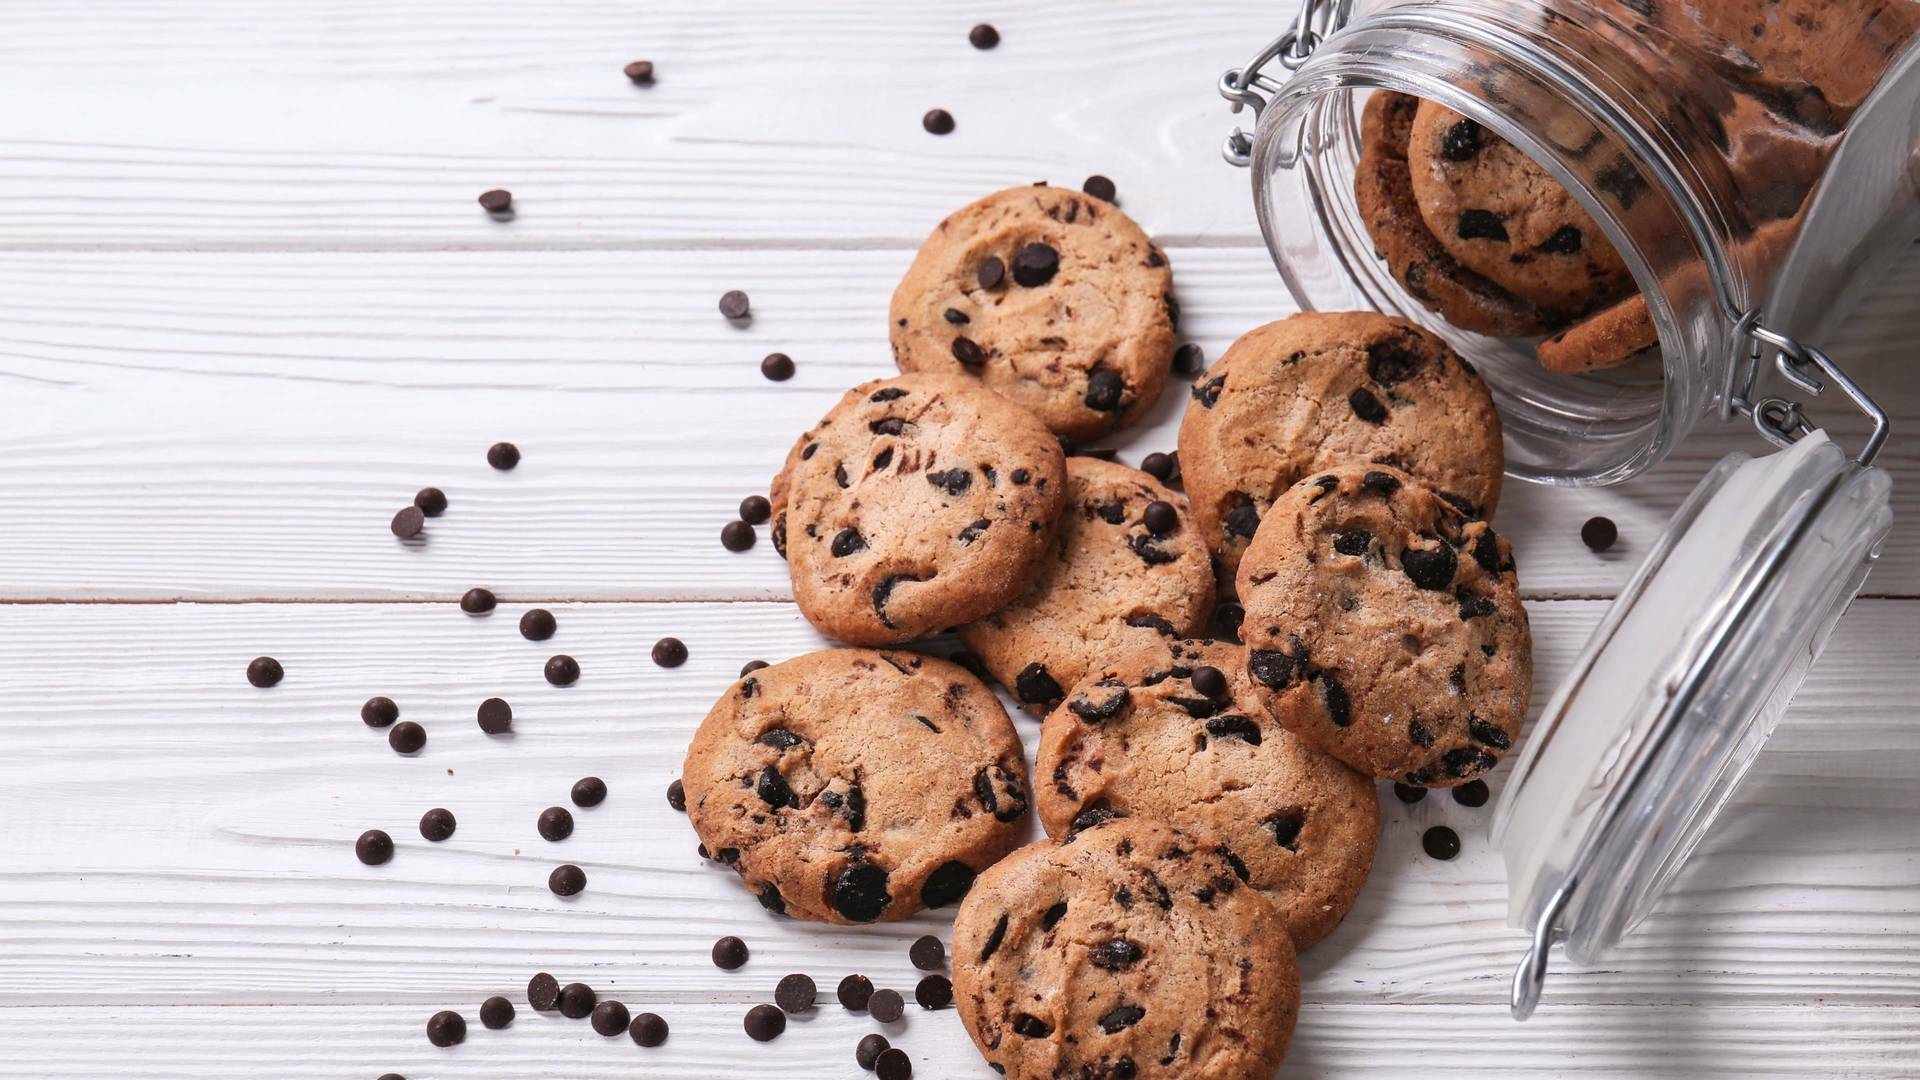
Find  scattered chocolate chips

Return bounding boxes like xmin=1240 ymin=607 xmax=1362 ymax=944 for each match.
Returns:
xmin=388 ymin=721 xmax=427 ymax=755
xmin=666 ymin=778 xmax=686 ymax=811
xmin=976 ymin=255 xmax=1006 ymax=290
xmin=838 ymin=973 xmax=874 ymax=1011
xmin=480 ymin=995 xmax=514 ymax=1030
xmin=1082 ymin=174 xmax=1117 ymax=203
xmin=1012 ymin=242 xmax=1060 ymax=287
xmin=1140 ymin=451 xmax=1179 ymax=484
xmin=876 ymin=1048 xmax=914 ymax=1080
xmin=558 ymin=982 xmax=597 ymax=1019
xmin=527 ymin=972 xmax=561 ymax=1011
xmin=426 ymin=1009 xmax=467 ymax=1047
xmin=419 ymin=807 xmax=456 ymax=842
xmin=1582 ymin=515 xmax=1618 ymax=552
xmin=922 ymin=108 xmax=955 ymax=135
xmin=719 ymin=290 xmax=752 ymax=320
xmin=355 ymin=829 xmax=394 ymax=865
xmin=544 ymin=654 xmax=580 ymax=686
xmin=571 ymin=776 xmax=607 ymax=808
xmin=413 ymin=487 xmax=448 ymax=516
xmin=712 ymin=935 xmax=750 ymax=970
xmin=361 ymin=696 xmax=399 ymax=728
xmin=1423 ymin=825 xmax=1461 ymax=860
xmin=914 ymin=974 xmax=952 ymax=1009
xmin=775 ymin=972 xmax=816 ymax=1013
xmin=968 ymin=23 xmax=999 ymax=48
xmin=477 ymin=189 xmax=512 ymax=215
xmin=486 ymin=441 xmax=520 ymax=470
xmin=721 ymin=520 xmax=757 ymax=552
xmin=761 ymin=352 xmax=795 ymax=381
xmin=1142 ymin=500 xmax=1179 ymax=536
xmin=476 ymin=697 xmax=512 ymax=735
xmin=518 ymin=608 xmax=556 ymax=641
xmin=1393 ymin=782 xmax=1428 ymax=804
xmin=629 ymin=1011 xmax=669 ymax=1047
xmin=591 ymin=999 xmax=631 ymax=1037
xmin=548 ymin=863 xmax=587 ymax=896
xmin=868 ymin=988 xmax=905 ymax=1024
xmin=1453 ymin=778 xmax=1491 ymax=807
xmin=740 ymin=659 xmax=769 ymax=676
xmin=537 ymin=805 xmax=575 ymax=842
xmin=623 ymin=59 xmax=655 ymax=84
xmin=909 ymin=935 xmax=945 ymax=971
xmin=460 ymin=587 xmax=497 ymax=615
xmin=390 ymin=505 xmax=425 ymax=539
xmin=652 ymin=637 xmax=688 ymax=668
xmin=1173 ymin=342 xmax=1204 ymax=375
xmin=739 ymin=494 xmax=772 ymax=525
xmin=857 ymin=1032 xmax=891 ymax=1070
xmin=246 ymin=656 xmax=283 ymax=688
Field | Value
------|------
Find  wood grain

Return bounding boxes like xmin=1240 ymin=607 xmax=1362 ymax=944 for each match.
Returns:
xmin=2 ymin=599 xmax=1915 ymax=1012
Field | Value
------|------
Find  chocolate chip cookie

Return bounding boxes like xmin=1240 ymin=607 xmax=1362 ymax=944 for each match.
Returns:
xmin=1535 ymin=292 xmax=1657 ymax=373
xmin=1354 ymin=90 xmax=1560 ymax=337
xmin=1235 ymin=464 xmax=1531 ymax=787
xmin=959 ymin=457 xmax=1214 ymax=717
xmin=889 ymin=185 xmax=1177 ymax=441
xmin=681 ymin=648 xmax=1032 ymax=923
xmin=1178 ymin=311 xmax=1504 ymax=583
xmin=1407 ymin=100 xmax=1633 ymax=315
xmin=952 ymin=816 xmax=1299 ymax=1080
xmin=770 ymin=373 xmax=1067 ymax=645
xmin=1035 ymin=638 xmax=1379 ymax=949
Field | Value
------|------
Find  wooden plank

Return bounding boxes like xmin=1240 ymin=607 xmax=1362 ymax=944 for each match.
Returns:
xmin=4 ymin=246 xmax=1917 ymax=601
xmin=1 ymin=599 xmax=1915 ymax=1009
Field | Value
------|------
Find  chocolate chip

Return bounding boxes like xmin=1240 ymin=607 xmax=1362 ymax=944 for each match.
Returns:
xmin=1582 ymin=515 xmax=1618 ymax=552
xmin=571 ymin=776 xmax=607 ymax=808
xmin=518 ymin=608 xmax=556 ymax=641
xmin=740 ymin=659 xmax=770 ymax=676
xmin=857 ymin=1032 xmax=891 ymax=1070
xmin=544 ymin=654 xmax=580 ymax=686
xmin=833 ymin=861 xmax=892 ymax=922
xmin=1090 ymin=938 xmax=1143 ymax=970
xmin=1041 ymin=900 xmax=1068 ymax=929
xmin=1394 ymin=782 xmax=1428 ymax=804
xmin=738 ymin=494 xmax=772 ymax=525
xmin=548 ymin=863 xmax=586 ymax=896
xmin=837 ymin=974 xmax=874 ymax=1011
xmin=426 ymin=1010 xmax=467 ymax=1047
xmin=652 ymin=637 xmax=688 ymax=667
xmin=1099 ymin=1005 xmax=1146 ymax=1033
xmin=1069 ymin=681 xmax=1131 ymax=723
xmin=1469 ymin=715 xmax=1512 ymax=750
xmin=1333 ymin=529 xmax=1373 ymax=557
xmin=1322 ymin=673 xmax=1352 ymax=727
xmin=1457 ymin=209 xmax=1509 ymax=242
xmin=1211 ymin=601 xmax=1245 ymax=642
xmin=355 ymin=829 xmax=393 ymax=865
xmin=1011 ymin=1013 xmax=1052 ymax=1038
xmin=1015 ymin=662 xmax=1063 ymax=706
xmin=527 ymin=972 xmax=561 ymax=1011
xmin=977 ymin=256 xmax=1005 ymax=289
xmin=419 ymin=807 xmax=456 ymax=842
xmin=1458 ymin=594 xmax=1497 ymax=620
xmin=558 ymin=982 xmax=596 ymax=1019
xmin=1348 ymin=387 xmax=1389 ymax=423
xmin=623 ymin=59 xmax=655 ymax=84
xmin=1172 ymin=344 xmax=1204 ymax=377
xmin=629 ymin=1012 xmax=668 ymax=1047
xmin=909 ymin=935 xmax=945 ymax=971
xmin=1409 ymin=719 xmax=1436 ymax=748
xmin=921 ymin=860 xmax=976 ymax=908
xmin=927 ymin=468 xmax=972 ymax=496
xmin=486 ymin=441 xmax=520 ymax=470
xmin=664 ymin=778 xmax=686 ymax=812
xmin=1084 ymin=369 xmax=1125 ymax=411
xmin=476 ymin=697 xmax=512 ymax=735
xmin=775 ymin=973 xmax=816 ymax=1013
xmin=712 ymin=935 xmax=749 ymax=970
xmin=1264 ymin=811 xmax=1304 ymax=850
xmin=718 ymin=290 xmax=751 ymax=320
xmin=477 ymin=189 xmax=512 ymax=214
xmin=951 ymin=335 xmax=988 ymax=367
xmin=1222 ymin=498 xmax=1260 ymax=540
xmin=922 ymin=108 xmax=955 ymax=135
xmin=868 ymin=989 xmax=906 ymax=1024
xmin=246 ymin=656 xmax=283 ymax=688
xmin=589 ymin=999 xmax=629 ymax=1037
xmin=1142 ymin=499 xmax=1179 ymax=536
xmin=1011 ymin=242 xmax=1060 ymax=287
xmin=473 ymin=994 xmax=512 ymax=1030
xmin=1362 ymin=469 xmax=1401 ymax=496
xmin=1248 ymin=650 xmax=1300 ymax=690
xmin=943 ymin=307 xmax=969 ymax=325
xmin=875 ymin=1048 xmax=913 ymax=1080
xmin=719 ymin=519 xmax=756 ymax=552
xmin=872 ymin=573 xmax=918 ymax=626
xmin=1538 ymin=225 xmax=1584 ymax=254
xmin=388 ymin=721 xmax=426 ymax=755
xmin=1140 ymin=451 xmax=1179 ymax=484
xmin=1205 ymin=714 xmax=1261 ymax=744
xmin=1441 ymin=118 xmax=1483 ymax=160
xmin=760 ymin=352 xmax=795 ymax=381
xmin=1190 ymin=665 xmax=1229 ymax=702
xmin=361 ymin=696 xmax=399 ymax=728
xmin=537 ymin=805 xmax=574 ymax=842
xmin=1453 ymin=778 xmax=1491 ymax=807
xmin=1401 ymin=543 xmax=1458 ymax=590
xmin=915 ymin=974 xmax=953 ymax=1009
xmin=390 ymin=505 xmax=425 ymax=539
xmin=1423 ymin=825 xmax=1461 ymax=860
xmin=1082 ymin=174 xmax=1116 ymax=202
xmin=755 ymin=765 xmax=794 ymax=810
xmin=978 ymin=912 xmax=1009 ymax=962
xmin=460 ymin=587 xmax=496 ymax=615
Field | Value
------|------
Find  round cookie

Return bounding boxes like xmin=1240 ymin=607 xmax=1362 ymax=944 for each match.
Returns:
xmin=959 ymin=456 xmax=1214 ymax=717
xmin=1035 ymin=638 xmax=1379 ymax=949
xmin=889 ymin=184 xmax=1177 ymax=441
xmin=1179 ymin=311 xmax=1504 ymax=582
xmin=770 ymin=373 xmax=1067 ymax=645
xmin=1536 ymin=292 xmax=1657 ymax=373
xmin=681 ymin=648 xmax=1032 ymax=924
xmin=1235 ymin=464 xmax=1532 ymax=787
xmin=952 ymin=816 xmax=1299 ymax=1080
xmin=1353 ymin=90 xmax=1560 ymax=337
xmin=1407 ymin=100 xmax=1633 ymax=314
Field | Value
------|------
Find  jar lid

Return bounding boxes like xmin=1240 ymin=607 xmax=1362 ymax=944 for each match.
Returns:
xmin=1490 ymin=431 xmax=1892 ymax=1019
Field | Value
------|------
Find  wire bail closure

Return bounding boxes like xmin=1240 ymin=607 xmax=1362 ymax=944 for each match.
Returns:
xmin=1219 ymin=0 xmax=1346 ymax=165
xmin=1726 ymin=312 xmax=1889 ymax=467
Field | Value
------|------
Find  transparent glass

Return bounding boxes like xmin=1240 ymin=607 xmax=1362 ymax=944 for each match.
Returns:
xmin=1250 ymin=0 xmax=1920 ymax=484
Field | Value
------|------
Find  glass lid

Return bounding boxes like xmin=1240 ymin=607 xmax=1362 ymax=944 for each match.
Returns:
xmin=1491 ymin=431 xmax=1893 ymax=1019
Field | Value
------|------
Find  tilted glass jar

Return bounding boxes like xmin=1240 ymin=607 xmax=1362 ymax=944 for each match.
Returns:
xmin=1217 ymin=0 xmax=1913 ymax=1018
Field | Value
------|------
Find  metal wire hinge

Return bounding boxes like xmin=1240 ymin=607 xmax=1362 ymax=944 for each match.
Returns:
xmin=1511 ymin=881 xmax=1573 ymax=1021
xmin=1725 ymin=312 xmax=1889 ymax=467
xmin=1219 ymin=0 xmax=1348 ymax=166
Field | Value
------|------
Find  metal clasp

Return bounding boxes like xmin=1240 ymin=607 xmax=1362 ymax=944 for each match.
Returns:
xmin=1219 ymin=0 xmax=1348 ymax=165
xmin=1511 ymin=881 xmax=1573 ymax=1021
xmin=1725 ymin=313 xmax=1889 ymax=467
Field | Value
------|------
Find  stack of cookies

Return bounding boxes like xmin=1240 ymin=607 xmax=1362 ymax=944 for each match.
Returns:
xmin=680 ymin=184 xmax=1534 ymax=1079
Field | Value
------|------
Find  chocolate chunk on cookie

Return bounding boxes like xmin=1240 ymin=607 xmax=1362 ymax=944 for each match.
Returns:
xmin=960 ymin=457 xmax=1214 ymax=717
xmin=1235 ymin=464 xmax=1531 ymax=786
xmin=1354 ymin=91 xmax=1561 ymax=337
xmin=1178 ymin=311 xmax=1504 ymax=582
xmin=770 ymin=373 xmax=1067 ymax=645
xmin=682 ymin=649 xmax=1031 ymax=924
xmin=952 ymin=817 xmax=1299 ymax=1080
xmin=1407 ymin=100 xmax=1633 ymax=315
xmin=889 ymin=186 xmax=1177 ymax=441
xmin=1037 ymin=638 xmax=1379 ymax=948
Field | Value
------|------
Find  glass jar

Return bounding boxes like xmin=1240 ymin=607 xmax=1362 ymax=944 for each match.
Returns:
xmin=1217 ymin=0 xmax=1912 ymax=1019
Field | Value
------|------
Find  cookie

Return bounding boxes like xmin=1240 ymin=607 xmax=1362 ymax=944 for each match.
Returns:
xmin=770 ymin=373 xmax=1067 ymax=645
xmin=959 ymin=456 xmax=1214 ymax=717
xmin=681 ymin=648 xmax=1032 ymax=924
xmin=889 ymin=185 xmax=1177 ymax=441
xmin=1235 ymin=464 xmax=1531 ymax=786
xmin=1178 ymin=311 xmax=1504 ymax=583
xmin=1407 ymin=100 xmax=1633 ymax=314
xmin=1536 ymin=292 xmax=1657 ymax=373
xmin=1353 ymin=91 xmax=1560 ymax=337
xmin=952 ymin=817 xmax=1299 ymax=1080
xmin=1035 ymin=638 xmax=1379 ymax=949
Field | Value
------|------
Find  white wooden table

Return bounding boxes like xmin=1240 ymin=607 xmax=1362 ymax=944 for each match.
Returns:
xmin=3 ymin=3 xmax=1917 ymax=1077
